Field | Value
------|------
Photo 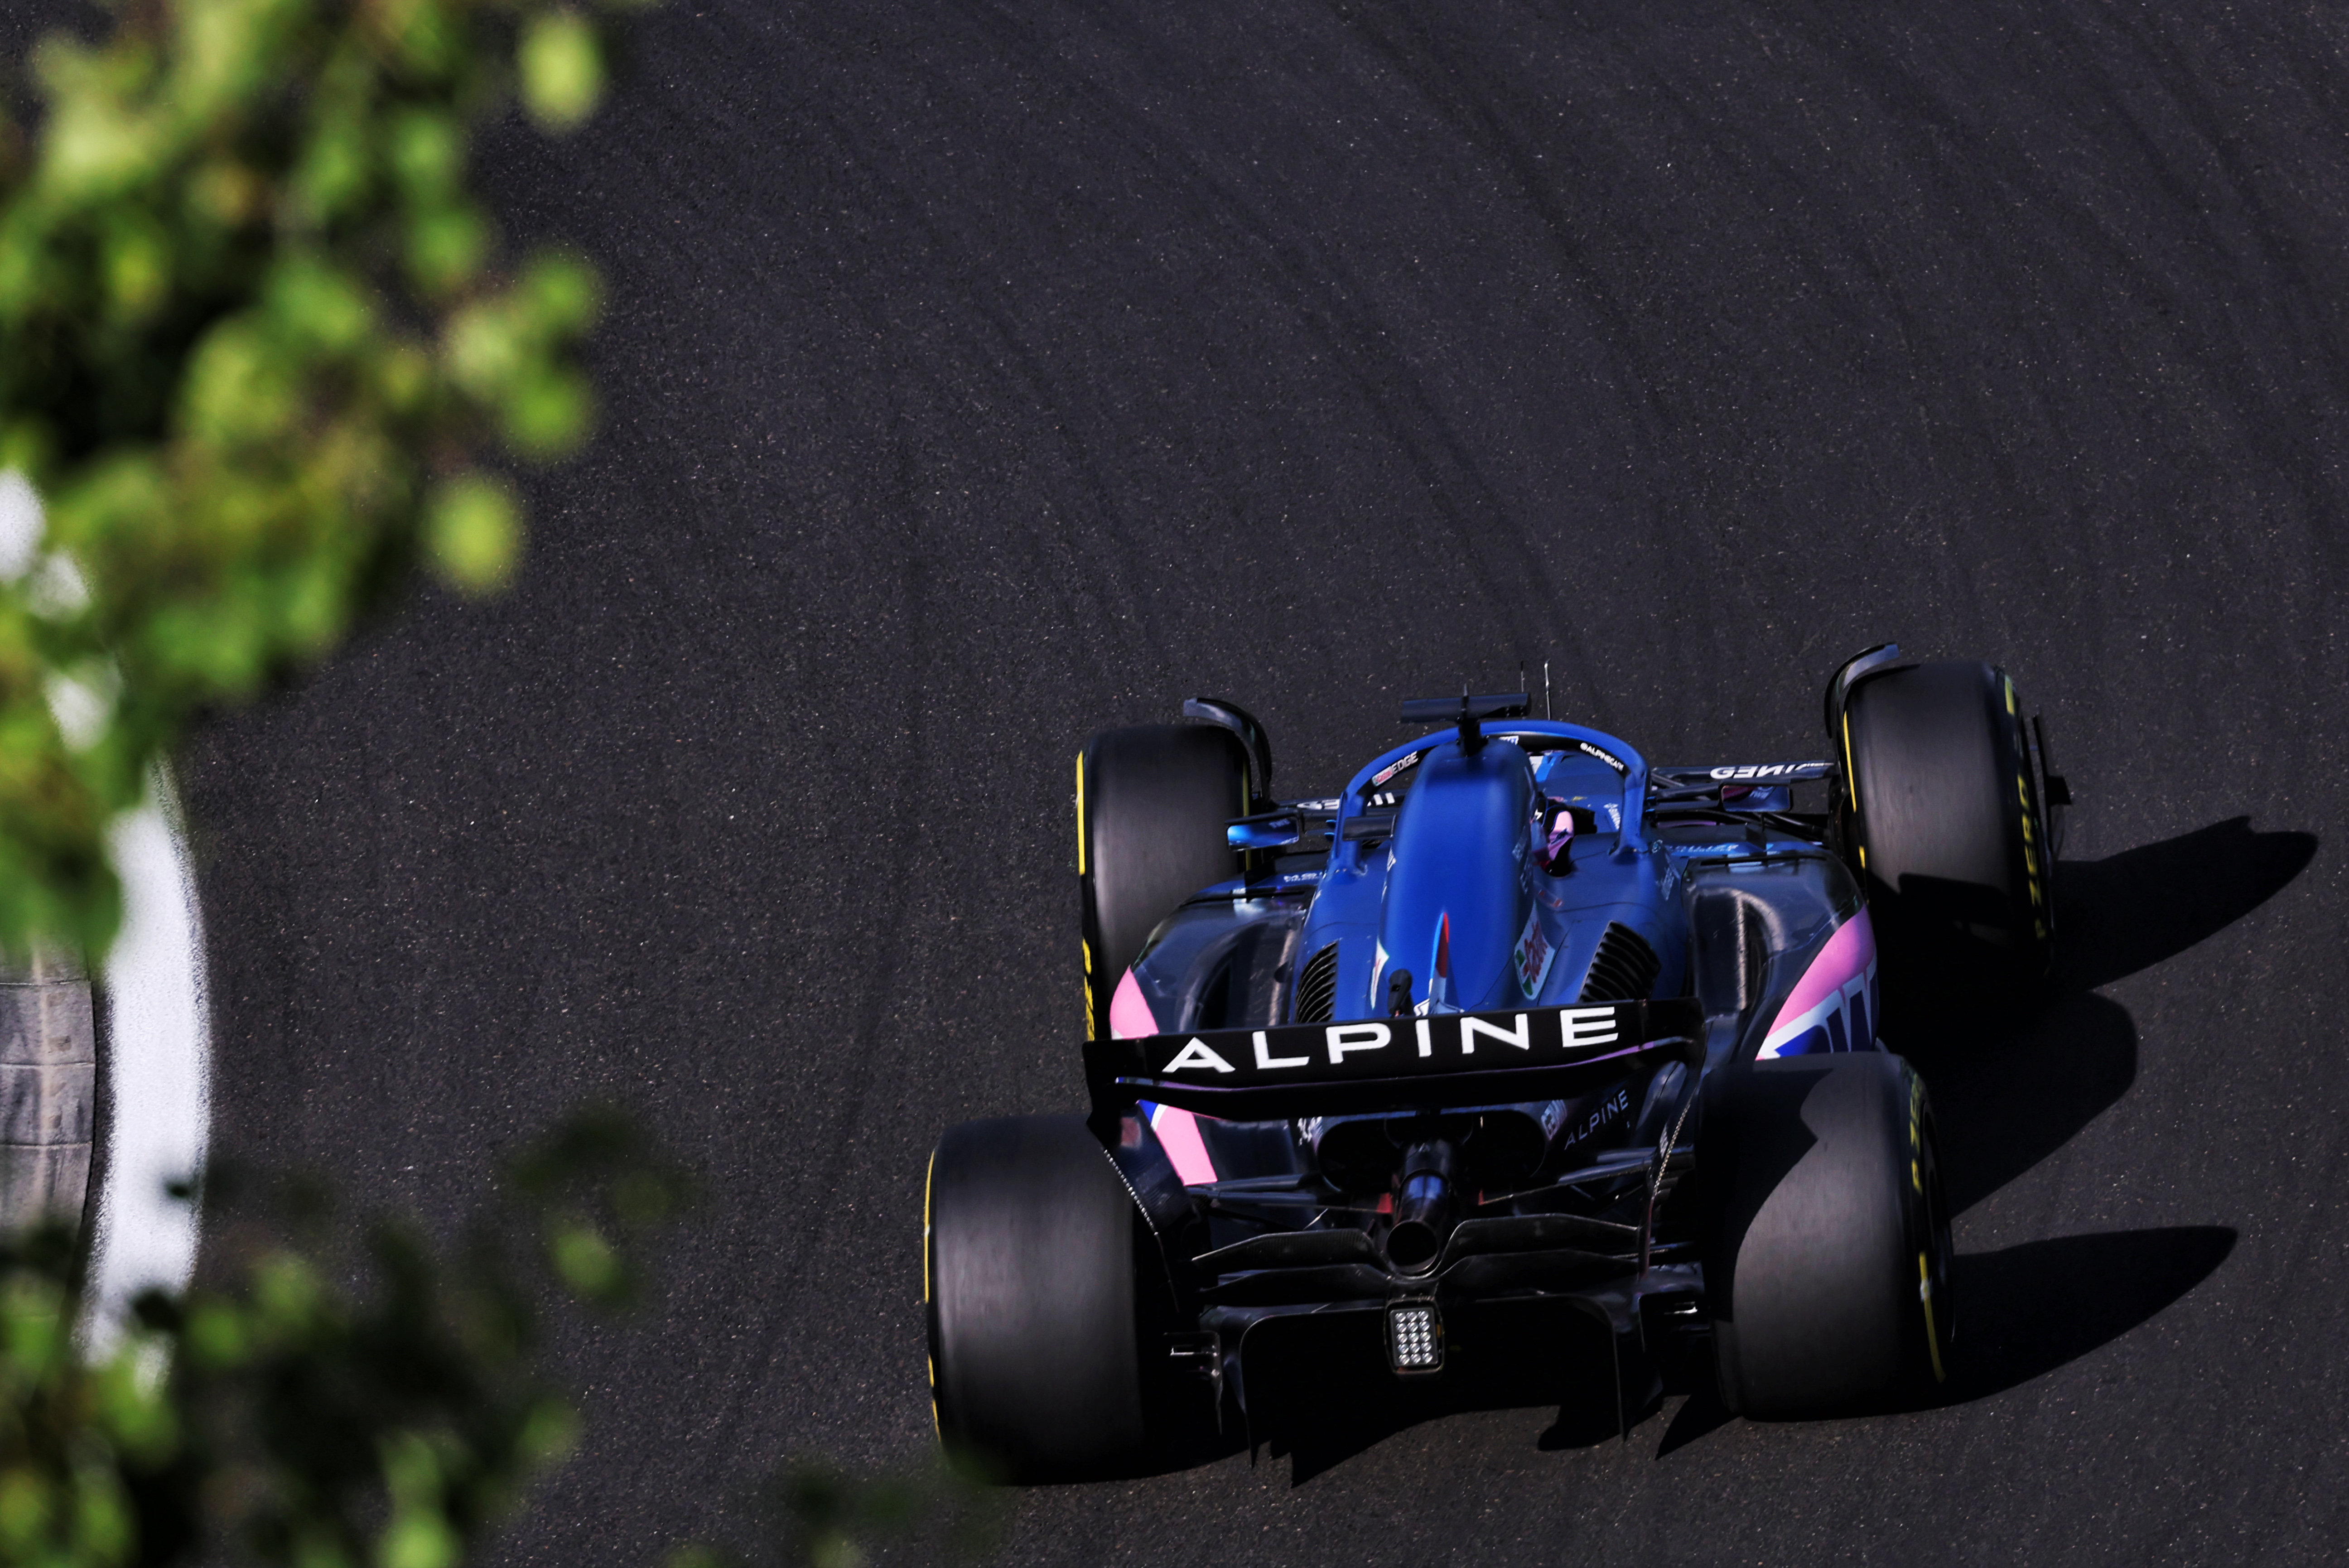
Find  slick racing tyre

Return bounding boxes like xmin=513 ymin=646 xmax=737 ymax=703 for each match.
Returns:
xmin=1840 ymin=659 xmax=2053 ymax=1004
xmin=926 ymin=1115 xmax=1161 ymax=1480
xmin=1703 ymin=1052 xmax=1953 ymax=1418
xmin=1078 ymin=723 xmax=1249 ymax=1036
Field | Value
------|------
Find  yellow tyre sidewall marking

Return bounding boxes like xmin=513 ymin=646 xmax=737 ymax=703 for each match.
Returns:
xmin=1909 ymin=1071 xmax=1947 ymax=1383
xmin=925 ymin=1150 xmax=942 ymax=1436
xmin=1077 ymin=751 xmax=1095 ymax=1037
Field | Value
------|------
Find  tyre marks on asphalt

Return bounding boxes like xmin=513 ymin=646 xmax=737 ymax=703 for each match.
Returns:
xmin=165 ymin=0 xmax=2349 ymax=1561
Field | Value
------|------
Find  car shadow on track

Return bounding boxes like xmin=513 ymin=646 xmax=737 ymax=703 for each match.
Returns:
xmin=1925 ymin=1225 xmax=2240 ymax=1406
xmin=1654 ymin=1224 xmax=2239 ymax=1453
xmin=1894 ymin=816 xmax=2315 ymax=1215
xmin=1232 ymin=1301 xmax=1626 ymax=1486
xmin=1214 ymin=821 xmax=2301 ymax=1483
xmin=2053 ymin=816 xmax=2317 ymax=994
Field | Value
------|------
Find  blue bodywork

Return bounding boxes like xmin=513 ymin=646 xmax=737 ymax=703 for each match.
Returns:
xmin=1322 ymin=727 xmax=1679 ymax=1020
xmin=1129 ymin=722 xmax=1725 ymax=1041
xmin=1094 ymin=715 xmax=1882 ymax=1437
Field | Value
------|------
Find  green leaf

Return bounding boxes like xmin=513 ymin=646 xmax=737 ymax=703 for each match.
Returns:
xmin=179 ymin=322 xmax=299 ymax=447
xmin=424 ymin=475 xmax=520 ymax=595
xmin=69 ymin=1461 xmax=133 ymax=1561
xmin=291 ymin=121 xmax=371 ymax=227
xmin=516 ymin=1397 xmax=580 ymax=1464
xmin=403 ymin=202 xmax=487 ymax=295
xmin=35 ymin=40 xmax=165 ymax=203
xmin=388 ymin=110 xmax=462 ymax=202
xmin=550 ymin=1222 xmax=618 ymax=1299
xmin=184 ymin=1300 xmax=249 ymax=1368
xmin=253 ymin=1250 xmax=324 ymax=1334
xmin=520 ymin=252 xmax=602 ymax=337
xmin=444 ymin=300 xmax=523 ymax=400
xmin=502 ymin=368 xmax=591 ymax=460
xmin=381 ymin=1510 xmax=462 ymax=1568
xmin=519 ymin=13 xmax=604 ymax=134
xmin=102 ymin=217 xmax=170 ymax=322
xmin=0 ymin=1466 xmax=53 ymax=1552
xmin=269 ymin=259 xmax=374 ymax=356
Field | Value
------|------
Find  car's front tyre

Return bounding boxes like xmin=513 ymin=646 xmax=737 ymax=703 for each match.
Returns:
xmin=1838 ymin=658 xmax=2054 ymax=1007
xmin=1078 ymin=723 xmax=1250 ymax=1037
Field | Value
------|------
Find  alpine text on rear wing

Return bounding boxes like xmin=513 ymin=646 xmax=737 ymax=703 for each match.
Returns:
xmin=1085 ymin=999 xmax=1704 ymax=1120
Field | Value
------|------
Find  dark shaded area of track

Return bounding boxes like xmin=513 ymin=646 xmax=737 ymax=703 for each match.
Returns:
xmin=25 ymin=0 xmax=2339 ymax=1561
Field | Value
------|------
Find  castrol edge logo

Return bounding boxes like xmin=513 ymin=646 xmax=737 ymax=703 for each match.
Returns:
xmin=1136 ymin=999 xmax=1700 ymax=1083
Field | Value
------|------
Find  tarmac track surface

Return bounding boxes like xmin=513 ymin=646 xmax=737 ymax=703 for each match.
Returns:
xmin=27 ymin=0 xmax=2349 ymax=1561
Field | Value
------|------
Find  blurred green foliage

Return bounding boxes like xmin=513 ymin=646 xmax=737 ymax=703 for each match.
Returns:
xmin=0 ymin=1108 xmax=693 ymax=1568
xmin=0 ymin=1114 xmax=995 ymax=1567
xmin=0 ymin=13 xmax=994 ymax=1565
xmin=0 ymin=0 xmax=649 ymax=959
xmin=668 ymin=1455 xmax=1004 ymax=1568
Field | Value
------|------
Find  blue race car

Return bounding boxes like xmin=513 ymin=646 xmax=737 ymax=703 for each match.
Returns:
xmin=925 ymin=646 xmax=2066 ymax=1477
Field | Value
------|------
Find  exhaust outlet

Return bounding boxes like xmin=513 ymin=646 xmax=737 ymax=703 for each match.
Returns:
xmin=1385 ymin=1140 xmax=1458 ymax=1275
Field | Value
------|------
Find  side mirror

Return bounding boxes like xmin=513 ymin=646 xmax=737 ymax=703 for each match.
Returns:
xmin=1227 ymin=811 xmax=1302 ymax=851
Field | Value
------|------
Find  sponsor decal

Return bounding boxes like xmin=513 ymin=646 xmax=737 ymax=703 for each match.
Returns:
xmin=1512 ymin=908 xmax=1556 ymax=999
xmin=1255 ymin=1030 xmax=1311 ymax=1069
xmin=1682 ymin=761 xmax=1833 ymax=783
xmin=1577 ymin=740 xmax=1628 ymax=774
xmin=1370 ymin=751 xmax=1423 ymax=788
xmin=1163 ymin=1037 xmax=1237 ymax=1073
xmin=1556 ymin=1083 xmax=1633 ymax=1157
xmin=1103 ymin=998 xmax=1700 ymax=1087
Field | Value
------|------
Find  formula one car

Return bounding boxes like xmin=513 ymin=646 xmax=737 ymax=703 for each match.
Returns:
xmin=925 ymin=646 xmax=2066 ymax=1477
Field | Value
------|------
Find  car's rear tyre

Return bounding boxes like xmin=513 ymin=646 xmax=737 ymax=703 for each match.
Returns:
xmin=926 ymin=1115 xmax=1157 ymax=1480
xmin=1840 ymin=659 xmax=2052 ymax=1004
xmin=1079 ymin=724 xmax=1249 ymax=1035
xmin=1703 ymin=1052 xmax=1953 ymax=1418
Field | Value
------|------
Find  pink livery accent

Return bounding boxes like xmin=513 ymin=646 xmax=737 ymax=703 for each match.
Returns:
xmin=1149 ymin=1103 xmax=1219 ymax=1185
xmin=1113 ymin=970 xmax=1218 ymax=1183
xmin=1758 ymin=909 xmax=1881 ymax=1059
xmin=1109 ymin=968 xmax=1159 ymax=1041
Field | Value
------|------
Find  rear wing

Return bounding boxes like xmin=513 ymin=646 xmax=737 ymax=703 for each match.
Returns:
xmin=1085 ymin=999 xmax=1703 ymax=1121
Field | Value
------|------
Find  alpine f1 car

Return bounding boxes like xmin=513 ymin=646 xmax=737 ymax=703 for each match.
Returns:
xmin=925 ymin=646 xmax=2069 ymax=1477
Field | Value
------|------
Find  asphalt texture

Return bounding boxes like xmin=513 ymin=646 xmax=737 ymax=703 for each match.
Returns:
xmin=23 ymin=0 xmax=2349 ymax=1561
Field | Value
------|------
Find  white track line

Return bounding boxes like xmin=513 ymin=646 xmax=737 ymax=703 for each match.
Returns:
xmin=83 ymin=768 xmax=211 ymax=1351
